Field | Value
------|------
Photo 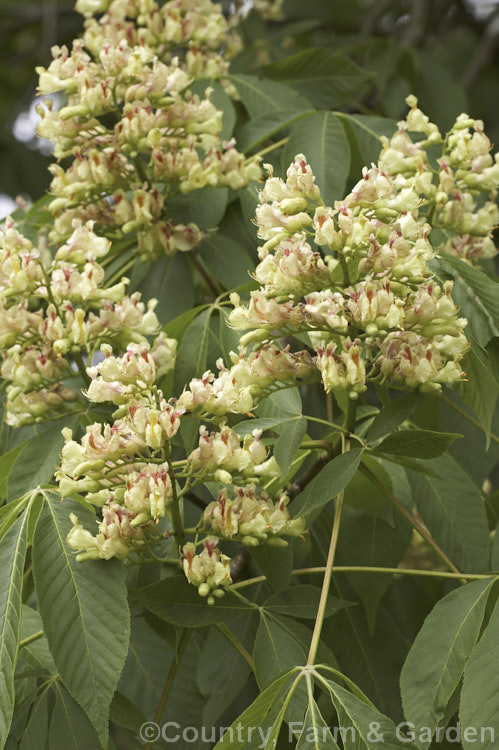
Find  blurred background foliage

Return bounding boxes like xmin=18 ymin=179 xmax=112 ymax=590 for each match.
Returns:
xmin=1 ymin=0 xmax=499 ymax=214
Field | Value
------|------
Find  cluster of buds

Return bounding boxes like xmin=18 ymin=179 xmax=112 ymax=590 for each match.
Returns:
xmin=0 ymin=218 xmax=168 ymax=426
xmin=226 ymin=98 xmax=484 ymax=399
xmin=67 ymin=505 xmax=156 ymax=561
xmin=59 ymin=341 xmax=183 ymax=560
xmin=378 ymin=96 xmax=499 ymax=263
xmin=36 ymin=0 xmax=260 ymax=259
xmin=177 ymin=344 xmax=316 ymax=416
xmin=182 ymin=537 xmax=232 ymax=605
xmin=186 ymin=424 xmax=279 ymax=483
xmin=201 ymin=485 xmax=305 ymax=546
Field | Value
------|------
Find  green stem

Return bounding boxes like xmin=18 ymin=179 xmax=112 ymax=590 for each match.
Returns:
xmin=19 ymin=630 xmax=44 ymax=649
xmin=166 ymin=443 xmax=185 ymax=550
xmin=132 ymin=155 xmax=149 ymax=185
xmin=247 ymin=136 xmax=289 ymax=161
xmin=307 ymin=401 xmax=356 ymax=666
xmin=215 ymin=623 xmax=255 ymax=671
xmin=306 ymin=481 xmax=346 ymax=666
xmin=231 ymin=565 xmax=493 ymax=592
xmin=145 ymin=629 xmax=191 ymax=750
xmin=72 ymin=350 xmax=90 ymax=388
xmin=360 ymin=464 xmax=464 ymax=579
xmin=105 ymin=258 xmax=135 ymax=288
xmin=189 ymin=254 xmax=221 ymax=297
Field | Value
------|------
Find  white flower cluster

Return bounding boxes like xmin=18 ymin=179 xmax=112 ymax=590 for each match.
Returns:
xmin=0 ymin=219 xmax=166 ymax=426
xmin=379 ymin=96 xmax=499 ymax=263
xmin=61 ymin=341 xmax=181 ymax=560
xmin=186 ymin=424 xmax=279 ymax=484
xmin=182 ymin=537 xmax=232 ymax=605
xmin=177 ymin=344 xmax=316 ymax=417
xmin=201 ymin=484 xmax=306 ymax=546
xmin=228 ymin=107 xmax=477 ymax=398
xmin=36 ymin=0 xmax=260 ymax=259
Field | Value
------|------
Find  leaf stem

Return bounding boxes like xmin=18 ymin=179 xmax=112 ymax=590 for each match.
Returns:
xmin=307 ymin=400 xmax=357 ymax=666
xmin=145 ymin=629 xmax=191 ymax=750
xmin=215 ymin=623 xmax=255 ymax=671
xmin=246 ymin=136 xmax=289 ymax=161
xmin=72 ymin=350 xmax=90 ymax=388
xmin=306 ymin=480 xmax=346 ymax=666
xmin=165 ymin=443 xmax=185 ymax=550
xmin=19 ymin=630 xmax=44 ymax=649
xmin=231 ymin=565 xmax=493 ymax=591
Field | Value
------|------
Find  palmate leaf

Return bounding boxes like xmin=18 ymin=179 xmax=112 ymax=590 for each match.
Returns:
xmin=213 ymin=668 xmax=302 ymax=750
xmin=263 ymin=49 xmax=372 ymax=110
xmin=437 ymin=252 xmax=499 ymax=348
xmin=132 ymin=573 xmax=255 ymax=627
xmin=401 ymin=577 xmax=496 ymax=750
xmin=282 ymin=112 xmax=351 ymax=206
xmin=375 ymin=429 xmax=461 ymax=459
xmin=460 ymin=592 xmax=499 ymax=749
xmin=32 ymin=496 xmax=130 ymax=747
xmin=319 ymin=676 xmax=417 ymax=750
xmin=408 ymin=455 xmax=490 ymax=572
xmin=0 ymin=510 xmax=29 ymax=748
xmin=291 ymin=449 xmax=363 ymax=516
xmin=295 ymin=700 xmax=340 ymax=749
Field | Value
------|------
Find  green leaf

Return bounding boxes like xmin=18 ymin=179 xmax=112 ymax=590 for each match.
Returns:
xmin=338 ymin=113 xmax=397 ymax=174
xmin=456 ymin=344 xmax=499 ymax=447
xmin=212 ymin=668 xmax=300 ymax=749
xmin=263 ymin=50 xmax=371 ymax=110
xmin=8 ymin=419 xmax=79 ymax=501
xmin=275 ymin=416 xmax=307 ymax=477
xmin=229 ymin=74 xmax=305 ymax=118
xmin=401 ymin=578 xmax=495 ymax=750
xmin=136 ymin=253 xmax=195 ymax=324
xmin=199 ymin=234 xmax=253 ymax=290
xmin=345 ymin=457 xmax=394 ymax=521
xmin=295 ymin=699 xmax=341 ymax=749
xmin=337 ymin=508 xmax=412 ymax=632
xmin=19 ymin=690 xmax=49 ymax=750
xmin=438 ymin=251 xmax=499 ymax=347
xmin=376 ymin=429 xmax=461 ymax=459
xmin=460 ymin=592 xmax=499 ymax=748
xmin=260 ymin=387 xmax=303 ymax=417
xmin=132 ymin=574 xmax=254 ymax=627
xmin=250 ymin=543 xmax=294 ymax=592
xmin=174 ymin=307 xmax=212 ymax=395
xmin=109 ymin=691 xmax=147 ymax=736
xmin=0 ymin=511 xmax=29 ymax=747
xmin=367 ymin=393 xmax=419 ymax=443
xmin=234 ymin=416 xmax=295 ymax=437
xmin=198 ymin=615 xmax=256 ymax=725
xmin=292 ymin=448 xmax=363 ymax=516
xmin=49 ymin=683 xmax=100 ymax=750
xmin=320 ymin=677 xmax=417 ymax=749
xmin=253 ymin=613 xmax=308 ymax=689
xmin=32 ymin=496 xmax=130 ymax=747
xmin=235 ymin=109 xmax=315 ymax=152
xmin=263 ymin=585 xmax=350 ymax=619
xmin=0 ymin=441 xmax=27 ymax=501
xmin=408 ymin=455 xmax=490 ymax=572
xmin=283 ymin=111 xmax=351 ymax=206
xmin=19 ymin=605 xmax=56 ymax=675
xmin=163 ymin=303 xmax=209 ymax=342
xmin=166 ymin=185 xmax=228 ymax=229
